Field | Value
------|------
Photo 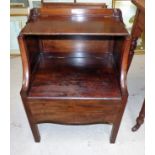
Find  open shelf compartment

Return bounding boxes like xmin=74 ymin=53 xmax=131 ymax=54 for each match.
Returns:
xmin=28 ymin=52 xmax=121 ymax=100
xmin=24 ymin=35 xmax=125 ymax=100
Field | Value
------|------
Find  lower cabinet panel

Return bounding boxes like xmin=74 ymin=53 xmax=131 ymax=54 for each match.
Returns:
xmin=28 ymin=99 xmax=121 ymax=124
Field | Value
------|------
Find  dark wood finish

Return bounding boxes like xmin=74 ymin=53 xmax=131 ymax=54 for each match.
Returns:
xmin=18 ymin=5 xmax=131 ymax=143
xmin=130 ymin=0 xmax=145 ymax=131
xmin=28 ymin=53 xmax=121 ymax=99
xmin=132 ymin=100 xmax=145 ymax=131
xmin=23 ymin=9 xmax=128 ymax=36
xmin=128 ymin=0 xmax=145 ymax=68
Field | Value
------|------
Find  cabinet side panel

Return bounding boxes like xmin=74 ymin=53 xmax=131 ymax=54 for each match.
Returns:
xmin=113 ymin=38 xmax=124 ymax=72
xmin=25 ymin=36 xmax=40 ymax=72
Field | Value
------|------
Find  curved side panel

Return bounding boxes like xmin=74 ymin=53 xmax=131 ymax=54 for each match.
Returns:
xmin=120 ymin=36 xmax=131 ymax=96
xmin=18 ymin=34 xmax=30 ymax=95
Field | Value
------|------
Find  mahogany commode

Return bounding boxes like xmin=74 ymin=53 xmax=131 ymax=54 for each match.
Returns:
xmin=18 ymin=4 xmax=131 ymax=143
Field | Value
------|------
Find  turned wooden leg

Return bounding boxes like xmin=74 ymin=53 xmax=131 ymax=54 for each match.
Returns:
xmin=132 ymin=100 xmax=145 ymax=132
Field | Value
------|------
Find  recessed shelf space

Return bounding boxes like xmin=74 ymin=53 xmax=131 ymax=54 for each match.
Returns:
xmin=28 ymin=52 xmax=121 ymax=100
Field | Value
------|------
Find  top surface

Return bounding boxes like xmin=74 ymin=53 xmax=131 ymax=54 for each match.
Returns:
xmin=21 ymin=9 xmax=129 ymax=36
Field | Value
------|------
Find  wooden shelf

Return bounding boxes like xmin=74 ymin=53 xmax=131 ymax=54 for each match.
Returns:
xmin=28 ymin=53 xmax=121 ymax=100
xmin=21 ymin=8 xmax=128 ymax=36
xmin=22 ymin=17 xmax=128 ymax=36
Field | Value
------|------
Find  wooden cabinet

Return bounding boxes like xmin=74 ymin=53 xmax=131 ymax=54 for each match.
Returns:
xmin=18 ymin=4 xmax=131 ymax=143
